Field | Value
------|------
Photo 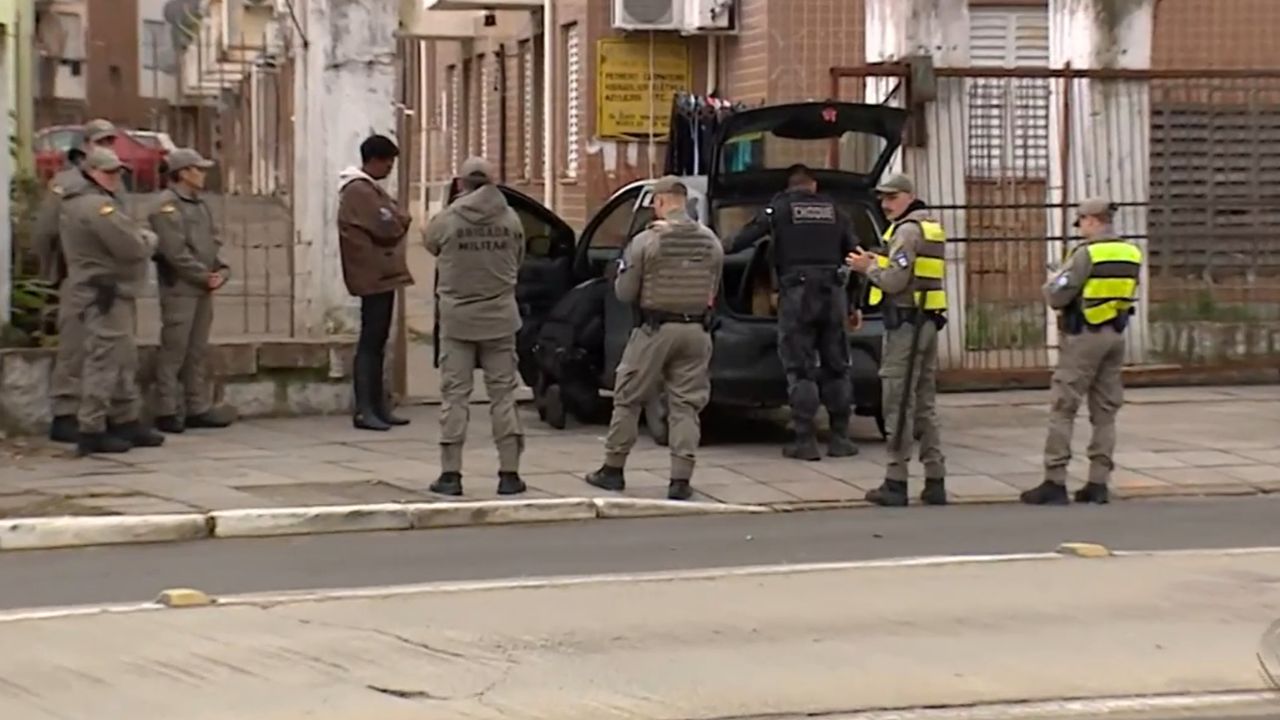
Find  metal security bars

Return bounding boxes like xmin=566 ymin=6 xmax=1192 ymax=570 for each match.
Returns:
xmin=831 ymin=65 xmax=1280 ymax=386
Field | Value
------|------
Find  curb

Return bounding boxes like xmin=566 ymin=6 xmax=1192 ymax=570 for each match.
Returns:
xmin=0 ymin=497 xmax=770 ymax=552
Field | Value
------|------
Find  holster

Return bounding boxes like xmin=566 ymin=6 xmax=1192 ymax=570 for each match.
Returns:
xmin=638 ymin=308 xmax=710 ymax=332
xmin=154 ymin=254 xmax=177 ymax=288
xmin=884 ymin=304 xmax=947 ymax=331
xmin=88 ymin=275 xmax=119 ymax=316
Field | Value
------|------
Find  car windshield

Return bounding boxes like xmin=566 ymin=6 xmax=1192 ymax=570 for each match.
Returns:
xmin=40 ymin=130 xmax=82 ymax=153
xmin=132 ymin=134 xmax=161 ymax=148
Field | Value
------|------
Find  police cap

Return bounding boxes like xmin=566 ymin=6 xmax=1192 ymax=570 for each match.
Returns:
xmin=875 ymin=172 xmax=915 ymax=195
xmin=166 ymin=148 xmax=215 ymax=173
xmin=84 ymin=119 xmax=118 ymax=144
xmin=459 ymin=156 xmax=497 ymax=183
xmin=85 ymin=147 xmax=123 ymax=172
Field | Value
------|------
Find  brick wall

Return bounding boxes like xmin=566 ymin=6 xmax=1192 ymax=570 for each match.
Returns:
xmin=1153 ymin=0 xmax=1280 ymax=68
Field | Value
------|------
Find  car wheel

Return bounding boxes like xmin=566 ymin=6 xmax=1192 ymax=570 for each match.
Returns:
xmin=643 ymin=395 xmax=669 ymax=446
xmin=542 ymin=383 xmax=567 ymax=430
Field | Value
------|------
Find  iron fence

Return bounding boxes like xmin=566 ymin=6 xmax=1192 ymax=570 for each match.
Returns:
xmin=831 ymin=65 xmax=1280 ymax=382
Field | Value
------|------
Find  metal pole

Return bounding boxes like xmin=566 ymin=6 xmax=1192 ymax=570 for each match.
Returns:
xmin=541 ymin=0 xmax=554 ymax=208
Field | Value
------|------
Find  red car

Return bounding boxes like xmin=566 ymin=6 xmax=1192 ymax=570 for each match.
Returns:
xmin=34 ymin=125 xmax=166 ymax=191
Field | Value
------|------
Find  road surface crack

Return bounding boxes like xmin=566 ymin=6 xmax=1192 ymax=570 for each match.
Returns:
xmin=365 ymin=663 xmax=516 ymax=704
xmin=294 ymin=617 xmax=493 ymax=663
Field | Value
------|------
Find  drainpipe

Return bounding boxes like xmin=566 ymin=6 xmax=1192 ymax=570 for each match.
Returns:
xmin=541 ymin=0 xmax=554 ymax=209
xmin=495 ymin=46 xmax=506 ymax=179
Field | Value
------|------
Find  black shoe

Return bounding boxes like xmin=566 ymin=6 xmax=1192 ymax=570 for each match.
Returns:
xmin=376 ymin=405 xmax=411 ymax=427
xmin=76 ymin=431 xmax=132 ymax=456
xmin=353 ymin=412 xmax=391 ymax=431
xmin=827 ymin=435 xmax=860 ymax=458
xmin=921 ymin=477 xmax=948 ymax=506
xmin=866 ymin=479 xmax=909 ymax=507
xmin=109 ymin=421 xmax=165 ymax=448
xmin=155 ymin=415 xmax=186 ymax=434
xmin=352 ymin=353 xmax=391 ymax=431
xmin=1021 ymin=480 xmax=1070 ymax=506
xmin=371 ymin=362 xmax=410 ymax=426
xmin=783 ymin=436 xmax=822 ymax=461
xmin=585 ymin=465 xmax=626 ymax=492
xmin=497 ymin=472 xmax=527 ymax=495
xmin=430 ymin=471 xmax=463 ymax=496
xmin=49 ymin=415 xmax=79 ymax=444
xmin=185 ymin=412 xmax=231 ymax=429
xmin=667 ymin=479 xmax=693 ymax=501
xmin=1074 ymin=482 xmax=1110 ymax=505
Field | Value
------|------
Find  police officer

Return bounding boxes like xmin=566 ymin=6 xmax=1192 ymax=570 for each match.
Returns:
xmin=727 ymin=164 xmax=861 ymax=461
xmin=585 ymin=176 xmax=724 ymax=501
xmin=34 ymin=119 xmax=120 ymax=443
xmin=1022 ymin=198 xmax=1142 ymax=506
xmin=423 ymin=157 xmax=526 ymax=497
xmin=846 ymin=173 xmax=947 ymax=507
xmin=61 ymin=148 xmax=166 ymax=455
xmin=149 ymin=148 xmax=232 ymax=434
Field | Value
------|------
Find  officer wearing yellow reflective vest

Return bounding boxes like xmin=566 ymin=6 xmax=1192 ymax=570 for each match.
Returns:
xmin=1021 ymin=197 xmax=1142 ymax=506
xmin=846 ymin=173 xmax=947 ymax=507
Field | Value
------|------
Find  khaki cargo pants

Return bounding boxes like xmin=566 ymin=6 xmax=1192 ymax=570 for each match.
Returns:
xmin=77 ymin=299 xmax=142 ymax=434
xmin=880 ymin=320 xmax=946 ymax=483
xmin=49 ymin=295 xmax=86 ymax=417
xmin=605 ymin=322 xmax=713 ymax=481
xmin=1043 ymin=327 xmax=1126 ymax=485
xmin=155 ymin=292 xmax=214 ymax=418
xmin=439 ymin=334 xmax=524 ymax=473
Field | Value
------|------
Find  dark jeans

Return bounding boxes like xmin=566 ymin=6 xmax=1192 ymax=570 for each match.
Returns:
xmin=358 ymin=291 xmax=395 ymax=359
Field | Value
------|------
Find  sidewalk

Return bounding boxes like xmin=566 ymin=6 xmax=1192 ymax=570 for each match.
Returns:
xmin=2 ymin=385 xmax=1278 ymax=518
xmin=0 ymin=551 xmax=1276 ymax=719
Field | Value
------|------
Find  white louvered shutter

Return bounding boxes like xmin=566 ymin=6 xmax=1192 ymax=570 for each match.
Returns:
xmin=449 ymin=66 xmax=460 ymax=175
xmin=480 ymin=55 xmax=491 ymax=160
xmin=522 ymin=43 xmax=534 ymax=179
xmin=564 ymin=24 xmax=581 ymax=179
xmin=968 ymin=5 xmax=1050 ymax=178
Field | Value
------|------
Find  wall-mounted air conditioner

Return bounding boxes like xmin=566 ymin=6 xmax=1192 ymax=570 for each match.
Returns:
xmin=612 ymin=0 xmax=682 ymax=31
xmin=685 ymin=0 xmax=735 ymax=33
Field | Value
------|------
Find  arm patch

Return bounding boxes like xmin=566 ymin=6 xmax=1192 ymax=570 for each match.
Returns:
xmin=892 ymin=252 xmax=911 ymax=269
xmin=98 ymin=204 xmax=115 ymax=216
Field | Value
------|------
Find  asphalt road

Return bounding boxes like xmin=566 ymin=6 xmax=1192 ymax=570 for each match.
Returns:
xmin=2 ymin=496 xmax=1279 ymax=611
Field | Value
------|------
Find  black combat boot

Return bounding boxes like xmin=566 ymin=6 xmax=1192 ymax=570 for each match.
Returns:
xmin=352 ymin=355 xmax=391 ymax=432
xmin=826 ymin=416 xmax=860 ymax=458
xmin=185 ymin=412 xmax=231 ymax=429
xmin=667 ymin=479 xmax=693 ymax=501
xmin=155 ymin=415 xmax=185 ymax=434
xmin=921 ymin=477 xmax=948 ymax=506
xmin=49 ymin=415 xmax=79 ymax=444
xmin=783 ymin=421 xmax=822 ymax=461
xmin=76 ymin=431 xmax=133 ymax=457
xmin=1074 ymin=482 xmax=1110 ymax=505
xmin=866 ymin=479 xmax=909 ymax=507
xmin=430 ymin=471 xmax=464 ymax=496
xmin=108 ymin=421 xmax=165 ymax=448
xmin=1020 ymin=480 xmax=1069 ymax=506
xmin=585 ymin=464 xmax=626 ymax=492
xmin=497 ymin=471 xmax=527 ymax=495
xmin=372 ymin=358 xmax=410 ymax=427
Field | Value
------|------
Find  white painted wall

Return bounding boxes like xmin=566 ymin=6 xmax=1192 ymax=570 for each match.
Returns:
xmin=42 ymin=2 xmax=88 ymax=100
xmin=290 ymin=0 xmax=400 ymax=336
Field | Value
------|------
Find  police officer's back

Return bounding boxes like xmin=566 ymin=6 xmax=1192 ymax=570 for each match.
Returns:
xmin=585 ymin=176 xmax=724 ymax=501
xmin=1022 ymin=197 xmax=1141 ymax=506
xmin=728 ymin=164 xmax=862 ymax=461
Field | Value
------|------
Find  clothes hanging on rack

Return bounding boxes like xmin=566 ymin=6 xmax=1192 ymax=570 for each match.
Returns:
xmin=663 ymin=92 xmax=746 ymax=177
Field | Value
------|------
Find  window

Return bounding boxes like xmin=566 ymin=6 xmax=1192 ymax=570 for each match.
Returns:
xmin=57 ymin=12 xmax=85 ymax=60
xmin=479 ymin=54 xmax=491 ymax=160
xmin=463 ymin=59 xmax=476 ymax=157
xmin=967 ymin=5 xmax=1050 ymax=178
xmin=447 ymin=64 xmax=460 ymax=174
xmin=520 ymin=40 xmax=540 ymax=180
xmin=587 ymin=190 xmax=643 ymax=250
xmin=562 ymin=23 xmax=581 ymax=179
xmin=141 ymin=20 xmax=174 ymax=72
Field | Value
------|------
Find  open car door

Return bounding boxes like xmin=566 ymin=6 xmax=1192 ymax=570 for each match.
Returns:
xmin=706 ymin=101 xmax=908 ymax=202
xmin=432 ymin=180 xmax=577 ymax=369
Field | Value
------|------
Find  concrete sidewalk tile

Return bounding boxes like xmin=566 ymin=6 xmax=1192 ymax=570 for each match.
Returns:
xmin=1144 ymin=467 xmax=1258 ymax=491
xmin=525 ymin=472 xmax=617 ymax=498
xmin=1159 ymin=450 xmax=1251 ymax=468
xmin=50 ymin=484 xmax=140 ymax=499
xmin=283 ymin=444 xmax=393 ymax=464
xmin=608 ymin=469 xmax=670 ymax=488
xmin=0 ymin=493 xmax=54 ymax=514
xmin=236 ymin=480 xmax=431 ymax=506
xmin=210 ymin=468 xmax=316 ymax=487
xmin=195 ymin=446 xmax=280 ymax=460
xmin=727 ymin=461 xmax=832 ymax=484
xmin=695 ymin=480 xmax=798 ymax=505
xmin=1108 ymin=469 xmax=1172 ymax=490
xmin=1233 ymin=449 xmax=1280 ymax=464
xmin=765 ymin=477 xmax=864 ymax=502
xmin=686 ymin=466 xmax=754 ymax=485
xmin=226 ymin=458 xmax=379 ymax=483
xmin=944 ymin=474 xmax=1019 ymax=501
xmin=991 ymin=472 xmax=1046 ymax=491
xmin=77 ymin=496 xmax=200 ymax=514
xmin=1218 ymin=464 xmax=1280 ymax=486
xmin=1112 ymin=451 xmax=1191 ymax=470
xmin=348 ymin=440 xmax=439 ymax=458
xmin=808 ymin=458 xmax=888 ymax=481
xmin=335 ymin=459 xmax=443 ymax=480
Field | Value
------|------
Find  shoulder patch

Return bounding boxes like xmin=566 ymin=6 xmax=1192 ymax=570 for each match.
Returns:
xmin=1054 ymin=272 xmax=1071 ymax=288
xmin=892 ymin=252 xmax=911 ymax=269
xmin=159 ymin=203 xmax=177 ymax=214
xmin=49 ymin=183 xmax=63 ymax=196
xmin=98 ymin=203 xmax=116 ymax=216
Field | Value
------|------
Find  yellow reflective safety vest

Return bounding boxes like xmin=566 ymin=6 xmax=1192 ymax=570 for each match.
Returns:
xmin=1079 ymin=240 xmax=1143 ymax=325
xmin=867 ymin=218 xmax=948 ymax=311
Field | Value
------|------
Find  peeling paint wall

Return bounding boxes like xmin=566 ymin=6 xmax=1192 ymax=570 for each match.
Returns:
xmin=291 ymin=0 xmax=399 ymax=336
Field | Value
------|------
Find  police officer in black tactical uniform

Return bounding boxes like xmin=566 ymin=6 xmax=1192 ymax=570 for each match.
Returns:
xmin=728 ymin=164 xmax=863 ymax=461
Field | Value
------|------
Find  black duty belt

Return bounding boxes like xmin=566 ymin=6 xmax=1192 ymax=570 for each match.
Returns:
xmin=883 ymin=305 xmax=947 ymax=331
xmin=639 ymin=309 xmax=708 ymax=325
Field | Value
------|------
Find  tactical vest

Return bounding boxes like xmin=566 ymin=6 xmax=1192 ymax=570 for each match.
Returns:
xmin=639 ymin=228 xmax=720 ymax=315
xmin=773 ymin=194 xmax=844 ymax=270
xmin=1079 ymin=240 xmax=1143 ymax=325
xmin=867 ymin=219 xmax=948 ymax=310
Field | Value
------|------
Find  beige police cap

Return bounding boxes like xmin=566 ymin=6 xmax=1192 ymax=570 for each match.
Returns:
xmin=167 ymin=148 xmax=214 ymax=172
xmin=875 ymin=172 xmax=915 ymax=195
xmin=459 ymin=156 xmax=496 ymax=182
xmin=651 ymin=175 xmax=688 ymax=194
xmin=84 ymin=118 xmax=118 ymax=143
xmin=1076 ymin=196 xmax=1115 ymax=218
xmin=85 ymin=147 xmax=123 ymax=172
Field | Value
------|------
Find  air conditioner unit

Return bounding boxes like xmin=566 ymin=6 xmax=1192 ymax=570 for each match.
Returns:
xmin=684 ymin=0 xmax=735 ymax=32
xmin=612 ymin=0 xmax=682 ymax=31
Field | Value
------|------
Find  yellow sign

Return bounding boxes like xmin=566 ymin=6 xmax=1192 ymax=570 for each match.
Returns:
xmin=597 ymin=38 xmax=692 ymax=140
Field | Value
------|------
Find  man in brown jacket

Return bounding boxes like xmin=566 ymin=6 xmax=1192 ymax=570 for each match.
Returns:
xmin=338 ymin=134 xmax=414 ymax=431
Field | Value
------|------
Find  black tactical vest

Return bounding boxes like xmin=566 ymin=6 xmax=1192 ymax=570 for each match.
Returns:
xmin=770 ymin=191 xmax=844 ymax=271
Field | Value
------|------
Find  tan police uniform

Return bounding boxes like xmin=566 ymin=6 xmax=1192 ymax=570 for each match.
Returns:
xmin=859 ymin=173 xmax=948 ymax=507
xmin=35 ymin=119 xmax=119 ymax=442
xmin=148 ymin=148 xmax=229 ymax=432
xmin=60 ymin=148 xmax=164 ymax=455
xmin=585 ymin=176 xmax=725 ymax=500
xmin=1022 ymin=197 xmax=1142 ymax=506
xmin=422 ymin=157 xmax=526 ymax=496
